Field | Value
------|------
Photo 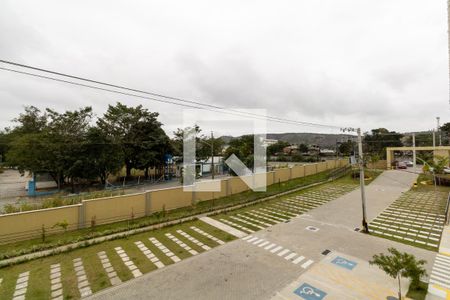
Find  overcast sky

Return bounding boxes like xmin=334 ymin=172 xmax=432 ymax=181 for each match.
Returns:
xmin=0 ymin=0 xmax=448 ymax=137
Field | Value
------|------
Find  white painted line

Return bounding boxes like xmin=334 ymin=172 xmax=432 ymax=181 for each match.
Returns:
xmin=242 ymin=235 xmax=253 ymax=241
xmin=258 ymin=241 xmax=270 ymax=248
xmin=252 ymin=239 xmax=265 ymax=245
xmin=301 ymin=259 xmax=314 ymax=269
xmin=292 ymin=256 xmax=305 ymax=265
xmin=270 ymin=246 xmax=283 ymax=253
xmin=247 ymin=237 xmax=258 ymax=243
xmin=264 ymin=243 xmax=277 ymax=250
xmin=284 ymin=253 xmax=297 ymax=260
xmin=277 ymin=249 xmax=290 ymax=257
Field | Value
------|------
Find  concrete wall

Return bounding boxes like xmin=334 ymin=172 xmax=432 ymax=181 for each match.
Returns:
xmin=274 ymin=168 xmax=291 ymax=183
xmin=150 ymin=187 xmax=193 ymax=212
xmin=194 ymin=180 xmax=228 ymax=202
xmin=0 ymin=205 xmax=80 ymax=243
xmin=292 ymin=165 xmax=305 ymax=178
xmin=367 ymin=160 xmax=387 ymax=170
xmin=317 ymin=162 xmax=327 ymax=173
xmin=304 ymin=164 xmax=317 ymax=176
xmin=227 ymin=176 xmax=249 ymax=195
xmin=83 ymin=193 xmax=146 ymax=226
xmin=0 ymin=159 xmax=348 ymax=243
xmin=326 ymin=160 xmax=337 ymax=170
xmin=266 ymin=172 xmax=275 ymax=186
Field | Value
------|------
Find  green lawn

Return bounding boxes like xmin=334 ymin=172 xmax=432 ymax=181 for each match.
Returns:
xmin=0 ymin=170 xmax=373 ymax=300
xmin=0 ymin=169 xmax=343 ymax=261
xmin=369 ymin=185 xmax=449 ymax=251
xmin=212 ymin=179 xmax=360 ymax=234
xmin=0 ymin=220 xmax=235 ymax=300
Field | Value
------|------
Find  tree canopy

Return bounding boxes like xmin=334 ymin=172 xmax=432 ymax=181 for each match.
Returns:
xmin=4 ymin=103 xmax=171 ymax=191
xmin=363 ymin=128 xmax=403 ymax=159
xmin=267 ymin=141 xmax=289 ymax=156
xmin=97 ymin=102 xmax=171 ymax=178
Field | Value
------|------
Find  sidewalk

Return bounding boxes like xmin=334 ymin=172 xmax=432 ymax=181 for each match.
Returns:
xmin=427 ymin=223 xmax=450 ymax=299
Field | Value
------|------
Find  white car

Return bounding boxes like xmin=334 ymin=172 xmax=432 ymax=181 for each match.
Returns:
xmin=405 ymin=161 xmax=414 ymax=167
xmin=444 ymin=167 xmax=450 ymax=174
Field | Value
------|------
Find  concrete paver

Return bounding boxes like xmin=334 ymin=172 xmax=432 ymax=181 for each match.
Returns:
xmin=87 ymin=170 xmax=437 ymax=300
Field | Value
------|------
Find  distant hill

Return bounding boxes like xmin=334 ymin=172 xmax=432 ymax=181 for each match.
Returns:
xmin=220 ymin=133 xmax=354 ymax=148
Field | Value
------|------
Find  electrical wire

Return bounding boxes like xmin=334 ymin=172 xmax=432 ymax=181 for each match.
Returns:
xmin=0 ymin=60 xmax=343 ymax=129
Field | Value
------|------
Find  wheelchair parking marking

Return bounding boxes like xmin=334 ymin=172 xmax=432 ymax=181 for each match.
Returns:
xmin=294 ymin=283 xmax=327 ymax=300
xmin=331 ymin=256 xmax=357 ymax=270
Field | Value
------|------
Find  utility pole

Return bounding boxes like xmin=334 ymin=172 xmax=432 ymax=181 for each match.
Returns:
xmin=357 ymin=128 xmax=369 ymax=233
xmin=341 ymin=127 xmax=369 ymax=233
xmin=433 ymin=129 xmax=436 ymax=148
xmin=437 ymin=117 xmax=442 ymax=146
xmin=211 ymin=131 xmax=214 ymax=180
xmin=412 ymin=133 xmax=416 ymax=169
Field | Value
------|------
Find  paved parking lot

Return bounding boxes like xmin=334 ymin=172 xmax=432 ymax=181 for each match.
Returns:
xmin=272 ymin=251 xmax=406 ymax=300
xmin=88 ymin=170 xmax=437 ymax=300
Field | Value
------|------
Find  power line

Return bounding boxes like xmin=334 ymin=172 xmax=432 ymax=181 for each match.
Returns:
xmin=0 ymin=59 xmax=342 ymax=129
xmin=0 ymin=66 xmax=308 ymax=128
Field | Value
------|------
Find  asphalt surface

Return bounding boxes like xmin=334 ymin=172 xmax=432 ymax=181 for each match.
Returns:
xmin=88 ymin=170 xmax=437 ymax=300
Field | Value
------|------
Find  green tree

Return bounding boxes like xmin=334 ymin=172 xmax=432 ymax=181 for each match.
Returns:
xmin=97 ymin=102 xmax=170 ymax=178
xmin=45 ymin=107 xmax=93 ymax=191
xmin=364 ymin=128 xmax=403 ymax=159
xmin=404 ymin=132 xmax=434 ymax=147
xmin=370 ymin=248 xmax=427 ymax=299
xmin=0 ymin=129 xmax=13 ymax=163
xmin=298 ymin=143 xmax=309 ymax=153
xmin=429 ymin=155 xmax=449 ymax=175
xmin=83 ymin=127 xmax=124 ymax=184
xmin=6 ymin=106 xmax=94 ymax=191
xmin=6 ymin=106 xmax=51 ymax=178
xmin=224 ymin=135 xmax=255 ymax=173
xmin=267 ymin=141 xmax=289 ymax=156
xmin=131 ymin=120 xmax=171 ymax=179
xmin=441 ymin=122 xmax=450 ymax=145
xmin=338 ymin=140 xmax=355 ymax=156
xmin=171 ymin=125 xmax=201 ymax=157
xmin=12 ymin=106 xmax=48 ymax=135
xmin=171 ymin=125 xmax=223 ymax=162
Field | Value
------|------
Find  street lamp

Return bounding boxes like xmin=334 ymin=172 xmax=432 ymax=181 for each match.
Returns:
xmin=341 ymin=127 xmax=369 ymax=233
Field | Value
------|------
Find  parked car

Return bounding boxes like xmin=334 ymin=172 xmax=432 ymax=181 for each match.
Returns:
xmin=444 ymin=167 xmax=450 ymax=174
xmin=397 ymin=162 xmax=407 ymax=169
xmin=405 ymin=161 xmax=414 ymax=167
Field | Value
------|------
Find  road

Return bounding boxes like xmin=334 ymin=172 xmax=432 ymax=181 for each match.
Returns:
xmin=88 ymin=170 xmax=436 ymax=300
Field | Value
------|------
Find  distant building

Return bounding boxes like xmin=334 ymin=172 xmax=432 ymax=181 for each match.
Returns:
xmin=320 ymin=149 xmax=336 ymax=156
xmin=283 ymin=145 xmax=299 ymax=155
xmin=263 ymin=138 xmax=278 ymax=147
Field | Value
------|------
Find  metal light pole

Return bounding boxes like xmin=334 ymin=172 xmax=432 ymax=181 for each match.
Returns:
xmin=211 ymin=131 xmax=214 ymax=180
xmin=437 ymin=117 xmax=442 ymax=146
xmin=357 ymin=128 xmax=369 ymax=233
xmin=341 ymin=127 xmax=369 ymax=233
xmin=412 ymin=133 xmax=416 ymax=169
xmin=433 ymin=130 xmax=436 ymax=148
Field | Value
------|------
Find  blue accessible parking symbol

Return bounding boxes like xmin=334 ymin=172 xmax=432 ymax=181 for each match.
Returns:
xmin=294 ymin=283 xmax=327 ymax=300
xmin=331 ymin=256 xmax=357 ymax=270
